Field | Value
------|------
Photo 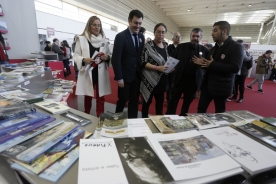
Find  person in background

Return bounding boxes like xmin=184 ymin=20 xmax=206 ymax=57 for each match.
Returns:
xmin=0 ymin=32 xmax=8 ymax=72
xmin=247 ymin=50 xmax=273 ymax=93
xmin=140 ymin=23 xmax=169 ymax=118
xmin=112 ymin=10 xmax=145 ymax=118
xmin=231 ymin=41 xmax=253 ymax=103
xmin=195 ymin=21 xmax=243 ymax=113
xmin=51 ymin=38 xmax=64 ymax=61
xmin=166 ymin=32 xmax=181 ymax=103
xmin=62 ymin=40 xmax=72 ymax=77
xmin=167 ymin=32 xmax=181 ymax=56
xmin=72 ymin=35 xmax=79 ymax=80
xmin=166 ymin=28 xmax=209 ymax=116
xmin=44 ymin=41 xmax=52 ymax=51
xmin=73 ymin=16 xmax=112 ymax=117
xmin=269 ymin=59 xmax=276 ymax=83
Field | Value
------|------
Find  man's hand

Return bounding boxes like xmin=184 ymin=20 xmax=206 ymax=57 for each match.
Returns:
xmin=192 ymin=55 xmax=205 ymax=66
xmin=201 ymin=55 xmax=214 ymax=68
xmin=118 ymin=80 xmax=124 ymax=88
xmin=83 ymin=58 xmax=95 ymax=64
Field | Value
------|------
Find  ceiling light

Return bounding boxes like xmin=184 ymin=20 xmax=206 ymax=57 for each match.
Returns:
xmin=188 ymin=9 xmax=190 ymax=11
xmin=249 ymin=4 xmax=252 ymax=6
xmin=233 ymin=37 xmax=252 ymax=39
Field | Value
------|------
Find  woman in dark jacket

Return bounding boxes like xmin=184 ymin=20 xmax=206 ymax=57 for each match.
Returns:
xmin=140 ymin=23 xmax=169 ymax=118
xmin=44 ymin=41 xmax=52 ymax=51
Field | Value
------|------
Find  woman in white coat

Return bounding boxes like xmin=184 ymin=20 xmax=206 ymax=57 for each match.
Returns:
xmin=74 ymin=16 xmax=112 ymax=117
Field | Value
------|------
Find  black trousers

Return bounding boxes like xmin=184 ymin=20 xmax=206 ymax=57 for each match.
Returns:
xmin=234 ymin=75 xmax=247 ymax=99
xmin=269 ymin=70 xmax=276 ymax=80
xmin=197 ymin=87 xmax=228 ymax=113
xmin=142 ymin=93 xmax=164 ymax=118
xmin=166 ymin=73 xmax=172 ymax=102
xmin=115 ymin=75 xmax=140 ymax=119
xmin=63 ymin=59 xmax=71 ymax=76
xmin=166 ymin=82 xmax=197 ymax=116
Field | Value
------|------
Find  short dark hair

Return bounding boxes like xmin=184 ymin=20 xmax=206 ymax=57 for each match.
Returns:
xmin=236 ymin=39 xmax=244 ymax=44
xmin=154 ymin=23 xmax=167 ymax=34
xmin=53 ymin=38 xmax=58 ymax=42
xmin=45 ymin=41 xmax=50 ymax=44
xmin=213 ymin=21 xmax=231 ymax=35
xmin=190 ymin=28 xmax=203 ymax=37
xmin=139 ymin=27 xmax=146 ymax=34
xmin=265 ymin=50 xmax=273 ymax=54
xmin=128 ymin=10 xmax=143 ymax=21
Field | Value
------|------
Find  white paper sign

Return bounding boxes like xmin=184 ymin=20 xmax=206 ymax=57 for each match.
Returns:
xmin=147 ymin=131 xmax=240 ymax=181
xmin=78 ymin=139 xmax=128 ymax=184
xmin=164 ymin=57 xmax=179 ymax=73
xmin=127 ymin=119 xmax=152 ymax=137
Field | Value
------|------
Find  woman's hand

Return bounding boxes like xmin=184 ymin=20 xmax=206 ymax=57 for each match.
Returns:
xmin=83 ymin=58 xmax=95 ymax=64
xmin=100 ymin=55 xmax=109 ymax=61
xmin=157 ymin=65 xmax=168 ymax=72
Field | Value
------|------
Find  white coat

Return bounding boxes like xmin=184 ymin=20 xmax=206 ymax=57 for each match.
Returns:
xmin=73 ymin=35 xmax=112 ymax=97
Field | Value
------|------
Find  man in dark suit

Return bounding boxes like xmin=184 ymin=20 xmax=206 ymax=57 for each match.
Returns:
xmin=51 ymin=38 xmax=64 ymax=61
xmin=166 ymin=32 xmax=181 ymax=103
xmin=166 ymin=28 xmax=209 ymax=116
xmin=194 ymin=21 xmax=243 ymax=113
xmin=112 ymin=10 xmax=145 ymax=118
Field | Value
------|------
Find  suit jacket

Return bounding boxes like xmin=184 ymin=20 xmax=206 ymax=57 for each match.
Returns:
xmin=51 ymin=43 xmax=64 ymax=61
xmin=167 ymin=44 xmax=177 ymax=57
xmin=172 ymin=42 xmax=209 ymax=88
xmin=202 ymin=36 xmax=243 ymax=97
xmin=112 ymin=28 xmax=145 ymax=83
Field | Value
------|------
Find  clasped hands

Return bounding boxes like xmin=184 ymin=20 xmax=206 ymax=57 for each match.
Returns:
xmin=192 ymin=55 xmax=214 ymax=68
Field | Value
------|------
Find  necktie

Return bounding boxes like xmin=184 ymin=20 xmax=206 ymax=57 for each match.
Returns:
xmin=133 ymin=33 xmax=139 ymax=54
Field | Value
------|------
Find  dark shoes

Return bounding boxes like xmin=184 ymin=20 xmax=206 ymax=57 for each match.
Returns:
xmin=258 ymin=89 xmax=264 ymax=94
xmin=247 ymin=86 xmax=253 ymax=90
xmin=237 ymin=99 xmax=243 ymax=103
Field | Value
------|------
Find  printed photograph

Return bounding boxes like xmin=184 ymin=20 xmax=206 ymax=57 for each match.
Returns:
xmin=0 ymin=4 xmax=3 ymax=15
xmin=114 ymin=137 xmax=174 ymax=184
xmin=231 ymin=111 xmax=261 ymax=120
xmin=159 ymin=135 xmax=225 ymax=165
xmin=0 ymin=21 xmax=8 ymax=33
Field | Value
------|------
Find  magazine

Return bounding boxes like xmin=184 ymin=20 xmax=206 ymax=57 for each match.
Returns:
xmin=0 ymin=117 xmax=56 ymax=144
xmin=201 ymin=127 xmax=276 ymax=175
xmin=60 ymin=111 xmax=91 ymax=126
xmin=34 ymin=100 xmax=70 ymax=114
xmin=11 ymin=128 xmax=86 ymax=174
xmin=147 ymin=131 xmax=241 ymax=181
xmin=148 ymin=115 xmax=174 ymax=134
xmin=0 ymin=90 xmax=43 ymax=104
xmin=0 ymin=120 xmax=64 ymax=153
xmin=0 ymin=111 xmax=50 ymax=136
xmin=186 ymin=114 xmax=218 ymax=130
xmin=2 ymin=122 xmax=79 ymax=163
xmin=113 ymin=137 xmax=174 ymax=184
xmin=11 ymin=132 xmax=93 ymax=183
xmin=228 ymin=110 xmax=263 ymax=122
xmin=260 ymin=117 xmax=276 ymax=126
xmin=251 ymin=120 xmax=276 ymax=134
xmin=0 ymin=103 xmax=36 ymax=121
xmin=160 ymin=117 xmax=198 ymax=133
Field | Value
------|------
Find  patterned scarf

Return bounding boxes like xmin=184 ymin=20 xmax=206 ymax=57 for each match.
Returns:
xmin=140 ymin=40 xmax=167 ymax=102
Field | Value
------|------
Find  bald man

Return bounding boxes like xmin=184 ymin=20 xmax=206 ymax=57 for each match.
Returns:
xmin=167 ymin=32 xmax=181 ymax=57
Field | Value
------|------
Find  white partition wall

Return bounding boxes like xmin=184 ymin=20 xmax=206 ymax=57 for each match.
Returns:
xmin=0 ymin=0 xmax=40 ymax=59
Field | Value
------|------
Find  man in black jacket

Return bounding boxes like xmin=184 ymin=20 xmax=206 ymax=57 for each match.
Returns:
xmin=112 ymin=10 xmax=145 ymax=118
xmin=166 ymin=28 xmax=209 ymax=116
xmin=194 ymin=21 xmax=243 ymax=113
xmin=166 ymin=32 xmax=182 ymax=103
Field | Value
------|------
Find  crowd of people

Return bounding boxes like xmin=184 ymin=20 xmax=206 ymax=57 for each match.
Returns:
xmin=47 ymin=9 xmax=275 ymax=118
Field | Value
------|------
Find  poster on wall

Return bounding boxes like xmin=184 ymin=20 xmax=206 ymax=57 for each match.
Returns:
xmin=0 ymin=21 xmax=8 ymax=33
xmin=248 ymin=50 xmax=275 ymax=79
xmin=47 ymin=27 xmax=55 ymax=37
xmin=0 ymin=4 xmax=4 ymax=16
xmin=4 ymin=38 xmax=10 ymax=50
xmin=38 ymin=34 xmax=47 ymax=51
